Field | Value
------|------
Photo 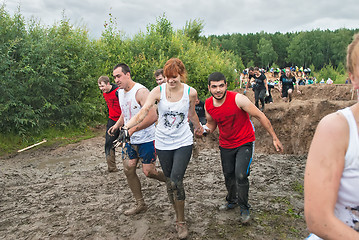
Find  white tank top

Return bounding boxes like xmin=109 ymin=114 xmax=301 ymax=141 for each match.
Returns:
xmin=155 ymin=83 xmax=193 ymax=150
xmin=307 ymin=107 xmax=359 ymax=239
xmin=118 ymin=83 xmax=155 ymax=144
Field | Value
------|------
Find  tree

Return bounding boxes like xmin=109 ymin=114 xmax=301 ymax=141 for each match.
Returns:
xmin=257 ymin=37 xmax=277 ymax=68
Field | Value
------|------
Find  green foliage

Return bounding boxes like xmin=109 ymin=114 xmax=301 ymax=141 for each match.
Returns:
xmin=317 ymin=63 xmax=340 ymax=82
xmin=1 ymin=7 xmax=240 ymax=139
xmin=257 ymin=37 xmax=278 ymax=68
xmin=0 ymin=7 xmax=105 ymax=137
xmin=207 ymin=28 xmax=359 ymax=69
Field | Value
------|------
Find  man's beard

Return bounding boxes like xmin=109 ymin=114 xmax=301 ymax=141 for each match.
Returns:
xmin=211 ymin=90 xmax=227 ymax=100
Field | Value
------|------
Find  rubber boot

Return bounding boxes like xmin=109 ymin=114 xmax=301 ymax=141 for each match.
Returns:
xmin=106 ymin=149 xmax=119 ymax=172
xmin=174 ymin=200 xmax=188 ymax=239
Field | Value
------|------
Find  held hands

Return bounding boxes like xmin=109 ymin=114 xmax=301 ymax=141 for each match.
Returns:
xmin=112 ymin=127 xmax=130 ymax=148
xmin=266 ymin=91 xmax=269 ymax=97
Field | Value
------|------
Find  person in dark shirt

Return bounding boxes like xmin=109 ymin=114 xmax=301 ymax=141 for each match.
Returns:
xmin=279 ymin=67 xmax=301 ymax=102
xmin=98 ymin=76 xmax=122 ymax=172
xmin=247 ymin=67 xmax=269 ymax=111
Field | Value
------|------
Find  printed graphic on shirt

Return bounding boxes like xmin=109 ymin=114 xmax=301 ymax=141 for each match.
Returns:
xmin=163 ymin=111 xmax=185 ymax=128
xmin=346 ymin=206 xmax=359 ymax=232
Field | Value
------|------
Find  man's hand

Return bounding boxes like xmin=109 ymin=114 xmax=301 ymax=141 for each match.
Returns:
xmin=113 ymin=127 xmax=130 ymax=148
xmin=273 ymin=138 xmax=284 ymax=153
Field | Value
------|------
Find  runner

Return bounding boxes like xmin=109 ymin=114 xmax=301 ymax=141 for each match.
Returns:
xmin=97 ymin=76 xmax=122 ymax=172
xmin=250 ymin=67 xmax=269 ymax=111
xmin=122 ymin=58 xmax=204 ymax=239
xmin=154 ymin=68 xmax=166 ymax=85
xmin=108 ymin=63 xmax=166 ymax=216
xmin=279 ymin=67 xmax=300 ymax=102
xmin=304 ymin=34 xmax=359 ymax=239
xmin=202 ymin=72 xmax=283 ymax=223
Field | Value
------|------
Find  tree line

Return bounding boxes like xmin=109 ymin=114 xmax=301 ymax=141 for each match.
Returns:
xmin=203 ymin=28 xmax=359 ymax=71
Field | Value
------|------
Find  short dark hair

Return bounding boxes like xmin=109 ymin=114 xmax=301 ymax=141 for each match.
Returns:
xmin=98 ymin=75 xmax=110 ymax=84
xmin=113 ymin=63 xmax=131 ymax=75
xmin=208 ymin=72 xmax=226 ymax=86
xmin=248 ymin=67 xmax=254 ymax=71
xmin=154 ymin=69 xmax=163 ymax=77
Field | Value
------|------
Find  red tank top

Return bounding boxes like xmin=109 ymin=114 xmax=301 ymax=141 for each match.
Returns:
xmin=103 ymin=86 xmax=121 ymax=121
xmin=205 ymin=91 xmax=255 ymax=148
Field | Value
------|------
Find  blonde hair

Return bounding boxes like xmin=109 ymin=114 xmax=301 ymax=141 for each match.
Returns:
xmin=347 ymin=34 xmax=359 ymax=75
xmin=163 ymin=58 xmax=188 ymax=83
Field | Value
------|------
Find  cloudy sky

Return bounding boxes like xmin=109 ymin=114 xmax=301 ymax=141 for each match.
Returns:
xmin=3 ymin=0 xmax=359 ymax=39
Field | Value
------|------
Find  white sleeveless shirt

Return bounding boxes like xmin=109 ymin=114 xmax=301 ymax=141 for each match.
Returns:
xmin=307 ymin=107 xmax=359 ymax=239
xmin=118 ymin=83 xmax=155 ymax=144
xmin=155 ymin=83 xmax=193 ymax=150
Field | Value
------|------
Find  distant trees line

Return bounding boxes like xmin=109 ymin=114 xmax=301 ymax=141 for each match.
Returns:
xmin=202 ymin=28 xmax=359 ymax=71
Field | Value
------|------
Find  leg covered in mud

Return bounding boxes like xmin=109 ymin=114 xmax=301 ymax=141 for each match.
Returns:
xmin=123 ymin=158 xmax=147 ymax=215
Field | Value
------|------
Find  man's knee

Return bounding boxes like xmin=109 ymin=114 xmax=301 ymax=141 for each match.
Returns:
xmin=123 ymin=160 xmax=137 ymax=176
xmin=237 ymin=173 xmax=249 ymax=184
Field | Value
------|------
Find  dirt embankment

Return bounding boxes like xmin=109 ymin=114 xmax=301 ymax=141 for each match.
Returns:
xmin=0 ymin=83 xmax=357 ymax=240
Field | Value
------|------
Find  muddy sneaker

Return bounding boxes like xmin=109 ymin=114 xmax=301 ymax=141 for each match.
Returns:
xmin=124 ymin=200 xmax=148 ymax=216
xmin=240 ymin=209 xmax=251 ymax=223
xmin=176 ymin=221 xmax=188 ymax=239
xmin=219 ymin=202 xmax=238 ymax=211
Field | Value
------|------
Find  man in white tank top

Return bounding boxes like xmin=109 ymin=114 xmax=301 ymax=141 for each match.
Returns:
xmin=108 ymin=63 xmax=166 ymax=216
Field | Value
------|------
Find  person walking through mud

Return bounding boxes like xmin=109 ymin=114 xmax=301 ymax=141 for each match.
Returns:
xmin=202 ymin=72 xmax=283 ymax=224
xmin=154 ymin=68 xmax=166 ymax=85
xmin=304 ymin=34 xmax=359 ymax=239
xmin=279 ymin=67 xmax=301 ymax=102
xmin=98 ymin=76 xmax=122 ymax=173
xmin=108 ymin=63 xmax=166 ymax=216
xmin=122 ymin=58 xmax=204 ymax=239
xmin=246 ymin=67 xmax=269 ymax=111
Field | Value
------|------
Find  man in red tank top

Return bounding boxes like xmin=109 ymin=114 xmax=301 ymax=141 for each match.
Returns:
xmin=98 ymin=76 xmax=122 ymax=172
xmin=203 ymin=72 xmax=283 ymax=223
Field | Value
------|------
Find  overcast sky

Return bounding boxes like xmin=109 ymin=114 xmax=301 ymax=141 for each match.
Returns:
xmin=3 ymin=0 xmax=359 ymax=39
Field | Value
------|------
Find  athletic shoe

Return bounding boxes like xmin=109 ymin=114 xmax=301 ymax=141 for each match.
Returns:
xmin=240 ymin=209 xmax=251 ymax=223
xmin=219 ymin=202 xmax=238 ymax=211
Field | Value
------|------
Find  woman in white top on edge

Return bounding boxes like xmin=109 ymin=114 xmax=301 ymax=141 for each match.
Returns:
xmin=123 ymin=58 xmax=204 ymax=239
xmin=304 ymin=34 xmax=359 ymax=239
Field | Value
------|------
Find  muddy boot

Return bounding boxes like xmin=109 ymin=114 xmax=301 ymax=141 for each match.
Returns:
xmin=124 ymin=198 xmax=148 ymax=216
xmin=106 ymin=149 xmax=119 ymax=172
xmin=174 ymin=200 xmax=188 ymax=239
xmin=176 ymin=221 xmax=188 ymax=239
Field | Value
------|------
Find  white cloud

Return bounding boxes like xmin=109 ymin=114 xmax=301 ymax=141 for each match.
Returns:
xmin=2 ymin=0 xmax=359 ymax=38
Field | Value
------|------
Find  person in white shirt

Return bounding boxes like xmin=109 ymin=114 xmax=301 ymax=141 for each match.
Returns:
xmin=123 ymin=58 xmax=204 ymax=239
xmin=108 ymin=63 xmax=166 ymax=216
xmin=304 ymin=34 xmax=359 ymax=239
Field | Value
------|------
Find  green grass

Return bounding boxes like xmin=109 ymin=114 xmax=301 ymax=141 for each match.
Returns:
xmin=0 ymin=125 xmax=103 ymax=156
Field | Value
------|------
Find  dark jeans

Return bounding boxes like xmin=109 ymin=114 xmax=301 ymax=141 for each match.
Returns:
xmin=254 ymin=88 xmax=266 ymax=108
xmin=156 ymin=145 xmax=192 ymax=200
xmin=105 ymin=118 xmax=119 ymax=156
xmin=220 ymin=142 xmax=254 ymax=210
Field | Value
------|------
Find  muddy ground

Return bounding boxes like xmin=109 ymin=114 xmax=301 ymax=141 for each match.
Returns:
xmin=0 ymin=83 xmax=357 ymax=240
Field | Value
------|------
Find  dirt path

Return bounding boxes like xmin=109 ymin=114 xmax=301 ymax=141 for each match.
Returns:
xmin=0 ymin=134 xmax=307 ymax=240
xmin=1 ymin=84 xmax=356 ymax=239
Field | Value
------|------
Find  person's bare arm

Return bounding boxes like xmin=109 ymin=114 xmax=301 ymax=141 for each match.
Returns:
xmin=188 ymin=88 xmax=204 ymax=136
xmin=203 ymin=105 xmax=217 ymax=134
xmin=108 ymin=114 xmax=124 ymax=135
xmin=124 ymin=87 xmax=159 ymax=135
xmin=304 ymin=112 xmax=359 ymax=239
xmin=236 ymin=93 xmax=283 ymax=152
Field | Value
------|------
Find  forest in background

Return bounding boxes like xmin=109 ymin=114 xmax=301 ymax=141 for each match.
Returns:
xmin=1 ymin=5 xmax=358 ymax=147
